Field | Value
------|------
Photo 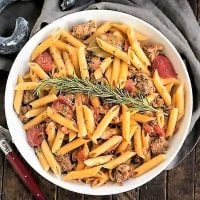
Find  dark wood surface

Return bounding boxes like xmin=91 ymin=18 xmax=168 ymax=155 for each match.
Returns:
xmin=0 ymin=0 xmax=199 ymax=199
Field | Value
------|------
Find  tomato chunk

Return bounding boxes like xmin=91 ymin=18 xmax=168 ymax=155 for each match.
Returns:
xmin=153 ymin=124 xmax=165 ymax=137
xmin=26 ymin=125 xmax=44 ymax=147
xmin=152 ymin=55 xmax=176 ymax=78
xmin=35 ymin=51 xmax=54 ymax=72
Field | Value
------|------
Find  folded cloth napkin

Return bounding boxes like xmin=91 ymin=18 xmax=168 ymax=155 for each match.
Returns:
xmin=2 ymin=0 xmax=200 ymax=168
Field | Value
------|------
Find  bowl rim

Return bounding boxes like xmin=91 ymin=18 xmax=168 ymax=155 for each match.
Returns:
xmin=5 ymin=10 xmax=193 ymax=195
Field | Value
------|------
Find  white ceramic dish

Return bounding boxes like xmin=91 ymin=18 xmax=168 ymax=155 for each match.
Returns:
xmin=5 ymin=10 xmax=193 ymax=195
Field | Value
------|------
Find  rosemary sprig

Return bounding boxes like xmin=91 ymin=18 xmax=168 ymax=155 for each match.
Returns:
xmin=34 ymin=77 xmax=159 ymax=113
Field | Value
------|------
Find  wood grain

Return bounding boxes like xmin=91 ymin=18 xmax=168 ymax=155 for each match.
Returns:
xmin=57 ymin=188 xmax=84 ymax=200
xmin=112 ymin=189 xmax=139 ymax=200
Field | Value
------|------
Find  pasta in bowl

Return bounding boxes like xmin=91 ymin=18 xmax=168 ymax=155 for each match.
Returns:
xmin=5 ymin=10 xmax=192 ymax=195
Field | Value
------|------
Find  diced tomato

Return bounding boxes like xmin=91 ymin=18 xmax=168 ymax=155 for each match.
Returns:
xmin=26 ymin=125 xmax=44 ymax=147
xmin=124 ymin=79 xmax=137 ymax=94
xmin=124 ymin=39 xmax=130 ymax=52
xmin=152 ymin=55 xmax=177 ymax=78
xmin=143 ymin=123 xmax=154 ymax=134
xmin=57 ymin=95 xmax=72 ymax=106
xmin=153 ymin=124 xmax=165 ymax=137
xmin=76 ymin=148 xmax=88 ymax=162
xmin=35 ymin=51 xmax=54 ymax=72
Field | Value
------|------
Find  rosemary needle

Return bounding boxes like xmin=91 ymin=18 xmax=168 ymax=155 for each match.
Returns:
xmin=34 ymin=77 xmax=158 ymax=113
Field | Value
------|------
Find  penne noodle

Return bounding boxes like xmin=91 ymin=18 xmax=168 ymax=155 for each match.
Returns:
xmin=118 ymin=61 xmax=128 ymax=88
xmin=35 ymin=147 xmax=50 ymax=171
xmin=62 ymin=51 xmax=76 ymax=77
xmin=105 ymin=65 xmax=112 ymax=85
xmin=142 ymin=129 xmax=151 ymax=162
xmin=89 ymin=135 xmax=122 ymax=157
xmin=175 ymin=83 xmax=185 ymax=120
xmin=128 ymin=48 xmax=150 ymax=76
xmin=61 ymin=29 xmax=85 ymax=48
xmin=78 ymin=46 xmax=89 ymax=79
xmin=131 ymin=113 xmax=155 ymax=123
xmin=103 ymin=151 xmax=136 ymax=169
xmin=116 ymin=140 xmax=129 ymax=153
xmin=92 ymin=105 xmax=120 ymax=143
xmin=132 ymin=154 xmax=166 ymax=177
xmin=84 ymin=22 xmax=111 ymax=44
xmin=29 ymin=62 xmax=50 ymax=80
xmin=90 ymin=96 xmax=101 ymax=109
xmin=122 ymin=104 xmax=131 ymax=143
xmin=156 ymin=111 xmax=165 ymax=128
xmin=130 ymin=118 xmax=138 ymax=139
xmin=49 ymin=46 xmax=67 ymax=77
xmin=41 ymin=140 xmax=61 ymax=175
xmin=134 ymin=125 xmax=145 ymax=159
xmin=161 ymin=77 xmax=179 ymax=85
xmin=153 ymin=70 xmax=171 ymax=106
xmin=64 ymin=166 xmax=102 ymax=180
xmin=47 ymin=107 xmax=78 ymax=132
xmin=84 ymin=155 xmax=113 ymax=167
xmin=166 ymin=108 xmax=178 ymax=138
xmin=75 ymin=98 xmax=87 ymax=138
xmin=46 ymin=122 xmax=56 ymax=148
xmin=48 ymin=87 xmax=58 ymax=95
xmin=94 ymin=57 xmax=113 ymax=80
xmin=52 ymin=129 xmax=65 ymax=154
xmin=15 ymin=82 xmax=40 ymax=90
xmin=75 ymin=161 xmax=85 ymax=171
xmin=68 ymin=130 xmax=77 ymax=142
xmin=25 ymin=106 xmax=47 ymax=118
xmin=14 ymin=75 xmax=24 ymax=114
xmin=57 ymin=138 xmax=88 ymax=155
xmin=31 ymin=31 xmax=61 ymax=60
xmin=146 ymin=93 xmax=159 ymax=103
xmin=30 ymin=94 xmax=57 ymax=109
xmin=83 ymin=105 xmax=95 ymax=136
xmin=110 ymin=56 xmax=121 ymax=87
xmin=165 ymin=83 xmax=174 ymax=93
xmin=30 ymin=68 xmax=40 ymax=82
xmin=127 ymin=26 xmax=150 ymax=66
xmin=23 ymin=110 xmax=48 ymax=130
xmin=96 ymin=37 xmax=130 ymax=63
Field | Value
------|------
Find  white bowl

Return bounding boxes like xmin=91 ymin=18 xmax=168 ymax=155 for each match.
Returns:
xmin=5 ymin=10 xmax=193 ymax=195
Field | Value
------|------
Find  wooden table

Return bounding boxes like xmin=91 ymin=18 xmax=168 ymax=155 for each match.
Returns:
xmin=0 ymin=0 xmax=199 ymax=199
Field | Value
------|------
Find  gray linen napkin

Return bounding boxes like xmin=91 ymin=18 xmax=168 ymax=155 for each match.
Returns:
xmin=3 ymin=0 xmax=200 ymax=168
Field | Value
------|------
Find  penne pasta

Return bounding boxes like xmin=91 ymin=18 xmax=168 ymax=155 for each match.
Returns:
xmin=161 ymin=77 xmax=179 ymax=85
xmin=146 ymin=93 xmax=159 ymax=103
xmin=23 ymin=110 xmax=48 ymax=130
xmin=89 ymin=136 xmax=122 ymax=157
xmin=35 ymin=147 xmax=50 ymax=171
xmin=110 ymin=56 xmax=121 ymax=87
xmin=46 ymin=122 xmax=56 ymax=148
xmin=61 ymin=29 xmax=85 ymax=48
xmin=90 ymin=96 xmax=101 ymax=109
xmin=153 ymin=70 xmax=171 ymax=106
xmin=166 ymin=108 xmax=178 ymax=138
xmin=14 ymin=75 xmax=24 ymax=114
xmin=156 ymin=111 xmax=165 ymax=128
xmin=84 ymin=22 xmax=111 ymax=44
xmin=15 ymin=82 xmax=40 ymax=90
xmin=83 ymin=105 xmax=95 ymax=136
xmin=52 ymin=129 xmax=65 ymax=154
xmin=92 ymin=105 xmax=120 ymax=143
xmin=105 ymin=65 xmax=112 ymax=85
xmin=41 ymin=140 xmax=61 ymax=175
xmin=175 ymin=83 xmax=185 ymax=120
xmin=29 ymin=62 xmax=50 ymax=80
xmin=31 ymin=30 xmax=61 ymax=60
xmin=62 ymin=51 xmax=76 ymax=77
xmin=96 ymin=37 xmax=130 ymax=63
xmin=103 ymin=151 xmax=136 ymax=169
xmin=128 ymin=48 xmax=150 ymax=76
xmin=132 ymin=154 xmax=166 ymax=177
xmin=131 ymin=113 xmax=155 ymax=123
xmin=30 ymin=69 xmax=40 ymax=82
xmin=165 ymin=83 xmax=174 ymax=93
xmin=118 ymin=61 xmax=128 ymax=88
xmin=64 ymin=166 xmax=102 ymax=180
xmin=78 ymin=46 xmax=89 ymax=79
xmin=47 ymin=107 xmax=78 ymax=132
xmin=94 ymin=57 xmax=113 ymax=80
xmin=134 ymin=125 xmax=145 ymax=159
xmin=116 ymin=140 xmax=129 ymax=153
xmin=30 ymin=94 xmax=57 ymax=109
xmin=25 ymin=106 xmax=47 ymax=118
xmin=142 ymin=129 xmax=151 ymax=162
xmin=122 ymin=104 xmax=131 ymax=143
xmin=84 ymin=155 xmax=113 ymax=167
xmin=57 ymin=138 xmax=88 ymax=155
xmin=68 ymin=130 xmax=77 ymax=142
xmin=75 ymin=98 xmax=87 ymax=138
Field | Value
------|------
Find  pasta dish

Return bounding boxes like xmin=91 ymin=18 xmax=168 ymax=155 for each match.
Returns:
xmin=13 ymin=20 xmax=185 ymax=187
